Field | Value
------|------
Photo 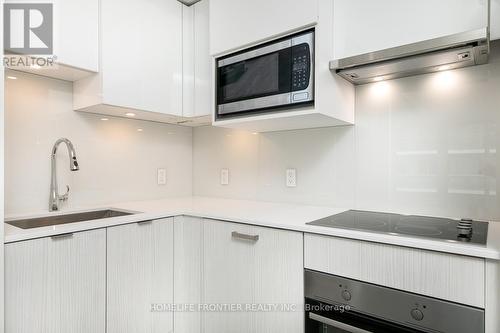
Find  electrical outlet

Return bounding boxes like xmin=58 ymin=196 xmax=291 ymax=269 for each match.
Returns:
xmin=286 ymin=168 xmax=297 ymax=187
xmin=220 ymin=168 xmax=229 ymax=185
xmin=157 ymin=168 xmax=167 ymax=185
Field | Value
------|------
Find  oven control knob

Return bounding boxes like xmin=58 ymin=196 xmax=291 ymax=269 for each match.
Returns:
xmin=341 ymin=290 xmax=352 ymax=301
xmin=411 ymin=308 xmax=424 ymax=321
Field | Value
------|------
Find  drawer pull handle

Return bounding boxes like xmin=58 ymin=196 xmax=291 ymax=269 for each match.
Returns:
xmin=51 ymin=233 xmax=74 ymax=240
xmin=137 ymin=220 xmax=153 ymax=226
xmin=232 ymin=231 xmax=259 ymax=242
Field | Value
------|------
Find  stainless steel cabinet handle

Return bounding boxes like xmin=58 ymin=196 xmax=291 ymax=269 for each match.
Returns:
xmin=137 ymin=220 xmax=153 ymax=226
xmin=309 ymin=313 xmax=373 ymax=333
xmin=231 ymin=231 xmax=259 ymax=242
xmin=51 ymin=233 xmax=74 ymax=240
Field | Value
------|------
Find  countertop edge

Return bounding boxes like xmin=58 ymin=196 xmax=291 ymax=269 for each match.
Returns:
xmin=5 ymin=204 xmax=500 ymax=261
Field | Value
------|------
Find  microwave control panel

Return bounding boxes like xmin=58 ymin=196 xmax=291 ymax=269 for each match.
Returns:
xmin=292 ymin=43 xmax=311 ymax=92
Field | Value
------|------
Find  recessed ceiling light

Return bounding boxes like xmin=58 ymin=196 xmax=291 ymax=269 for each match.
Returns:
xmin=7 ymin=76 xmax=17 ymax=80
xmin=438 ymin=65 xmax=451 ymax=71
xmin=252 ymin=132 xmax=258 ymax=135
xmin=137 ymin=128 xmax=143 ymax=132
xmin=373 ymin=76 xmax=384 ymax=82
xmin=100 ymin=118 xmax=109 ymax=121
xmin=125 ymin=112 xmax=136 ymax=117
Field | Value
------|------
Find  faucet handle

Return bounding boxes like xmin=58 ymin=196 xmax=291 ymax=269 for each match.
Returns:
xmin=59 ymin=185 xmax=70 ymax=202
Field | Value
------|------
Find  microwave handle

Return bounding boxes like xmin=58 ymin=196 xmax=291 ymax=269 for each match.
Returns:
xmin=309 ymin=312 xmax=373 ymax=333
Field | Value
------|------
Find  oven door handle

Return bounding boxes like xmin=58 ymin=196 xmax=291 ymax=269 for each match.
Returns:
xmin=309 ymin=312 xmax=374 ymax=333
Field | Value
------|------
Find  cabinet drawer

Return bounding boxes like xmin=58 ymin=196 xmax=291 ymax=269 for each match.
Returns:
xmin=304 ymin=234 xmax=485 ymax=308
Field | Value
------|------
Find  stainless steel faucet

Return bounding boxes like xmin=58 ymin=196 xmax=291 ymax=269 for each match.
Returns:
xmin=49 ymin=138 xmax=80 ymax=211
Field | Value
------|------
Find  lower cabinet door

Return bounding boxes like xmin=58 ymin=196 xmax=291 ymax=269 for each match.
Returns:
xmin=5 ymin=229 xmax=106 ymax=333
xmin=174 ymin=216 xmax=204 ymax=333
xmin=203 ymin=220 xmax=304 ymax=333
xmin=107 ymin=219 xmax=174 ymax=333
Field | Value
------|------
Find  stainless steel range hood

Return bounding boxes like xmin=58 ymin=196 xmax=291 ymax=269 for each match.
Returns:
xmin=330 ymin=28 xmax=490 ymax=85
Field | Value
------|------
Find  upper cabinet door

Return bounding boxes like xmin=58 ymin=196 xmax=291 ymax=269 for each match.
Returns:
xmin=55 ymin=0 xmax=99 ymax=72
xmin=209 ymin=0 xmax=318 ymax=55
xmin=333 ymin=0 xmax=489 ymax=59
xmin=182 ymin=0 xmax=211 ymax=119
xmin=193 ymin=0 xmax=212 ymax=118
xmin=5 ymin=0 xmax=99 ymax=81
xmin=101 ymin=0 xmax=183 ymax=116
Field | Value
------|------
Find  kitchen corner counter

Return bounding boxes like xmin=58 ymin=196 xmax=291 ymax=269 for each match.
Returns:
xmin=4 ymin=196 xmax=500 ymax=260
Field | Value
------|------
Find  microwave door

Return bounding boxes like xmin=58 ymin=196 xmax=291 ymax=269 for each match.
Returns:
xmin=217 ymin=41 xmax=293 ymax=115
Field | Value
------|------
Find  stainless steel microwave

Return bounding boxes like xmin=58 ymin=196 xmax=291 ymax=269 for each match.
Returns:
xmin=215 ymin=29 xmax=314 ymax=120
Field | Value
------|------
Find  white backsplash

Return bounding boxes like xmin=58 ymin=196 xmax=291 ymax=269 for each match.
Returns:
xmin=5 ymin=45 xmax=500 ymax=221
xmin=193 ymin=42 xmax=500 ymax=221
xmin=5 ymin=71 xmax=193 ymax=215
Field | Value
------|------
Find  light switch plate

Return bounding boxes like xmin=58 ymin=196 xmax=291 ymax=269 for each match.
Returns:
xmin=220 ymin=168 xmax=229 ymax=185
xmin=157 ymin=168 xmax=167 ymax=185
xmin=286 ymin=168 xmax=297 ymax=187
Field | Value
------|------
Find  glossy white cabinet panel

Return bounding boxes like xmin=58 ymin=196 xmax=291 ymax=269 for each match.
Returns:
xmin=73 ymin=0 xmax=211 ymax=125
xmin=107 ymin=219 xmax=174 ymax=333
xmin=55 ymin=0 xmax=99 ymax=72
xmin=174 ymin=216 xmax=204 ymax=333
xmin=74 ymin=0 xmax=184 ymax=120
xmin=5 ymin=230 xmax=106 ymax=333
xmin=101 ymin=0 xmax=183 ymax=116
xmin=203 ymin=219 xmax=304 ymax=333
xmin=304 ymin=234 xmax=485 ymax=308
xmin=5 ymin=0 xmax=98 ymax=81
xmin=183 ymin=0 xmax=211 ymax=119
xmin=193 ymin=0 xmax=212 ymax=118
xmin=183 ymin=5 xmax=195 ymax=118
xmin=333 ymin=0 xmax=489 ymax=59
xmin=209 ymin=0 xmax=318 ymax=55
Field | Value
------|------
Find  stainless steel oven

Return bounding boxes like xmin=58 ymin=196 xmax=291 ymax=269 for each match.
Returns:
xmin=305 ymin=270 xmax=484 ymax=333
xmin=215 ymin=29 xmax=314 ymax=120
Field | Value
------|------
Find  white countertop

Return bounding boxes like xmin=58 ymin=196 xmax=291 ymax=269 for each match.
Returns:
xmin=4 ymin=196 xmax=500 ymax=260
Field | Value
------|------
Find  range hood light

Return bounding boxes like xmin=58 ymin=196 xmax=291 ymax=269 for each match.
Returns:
xmin=438 ymin=65 xmax=451 ymax=71
xmin=373 ymin=76 xmax=384 ymax=82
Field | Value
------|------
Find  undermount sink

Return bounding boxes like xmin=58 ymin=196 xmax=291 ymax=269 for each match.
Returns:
xmin=6 ymin=209 xmax=136 ymax=229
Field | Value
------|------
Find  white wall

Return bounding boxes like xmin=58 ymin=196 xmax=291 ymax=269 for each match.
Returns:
xmin=193 ymin=42 xmax=500 ymax=221
xmin=4 ymin=71 xmax=193 ymax=216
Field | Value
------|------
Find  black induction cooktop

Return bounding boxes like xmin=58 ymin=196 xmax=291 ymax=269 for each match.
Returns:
xmin=306 ymin=210 xmax=488 ymax=245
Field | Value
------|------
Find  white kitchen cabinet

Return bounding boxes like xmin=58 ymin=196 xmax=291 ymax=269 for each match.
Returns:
xmin=183 ymin=0 xmax=212 ymax=120
xmin=74 ymin=0 xmax=211 ymax=126
xmin=333 ymin=0 xmax=489 ymax=59
xmin=486 ymin=260 xmax=500 ymax=332
xmin=73 ymin=0 xmax=185 ymax=122
xmin=5 ymin=0 xmax=98 ymax=81
xmin=209 ymin=0 xmax=318 ymax=55
xmin=492 ymin=0 xmax=500 ymax=40
xmin=304 ymin=234 xmax=485 ymax=308
xmin=174 ymin=216 xmax=204 ymax=333
xmin=107 ymin=219 xmax=174 ymax=333
xmin=203 ymin=219 xmax=304 ymax=333
xmin=5 ymin=229 xmax=106 ymax=333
